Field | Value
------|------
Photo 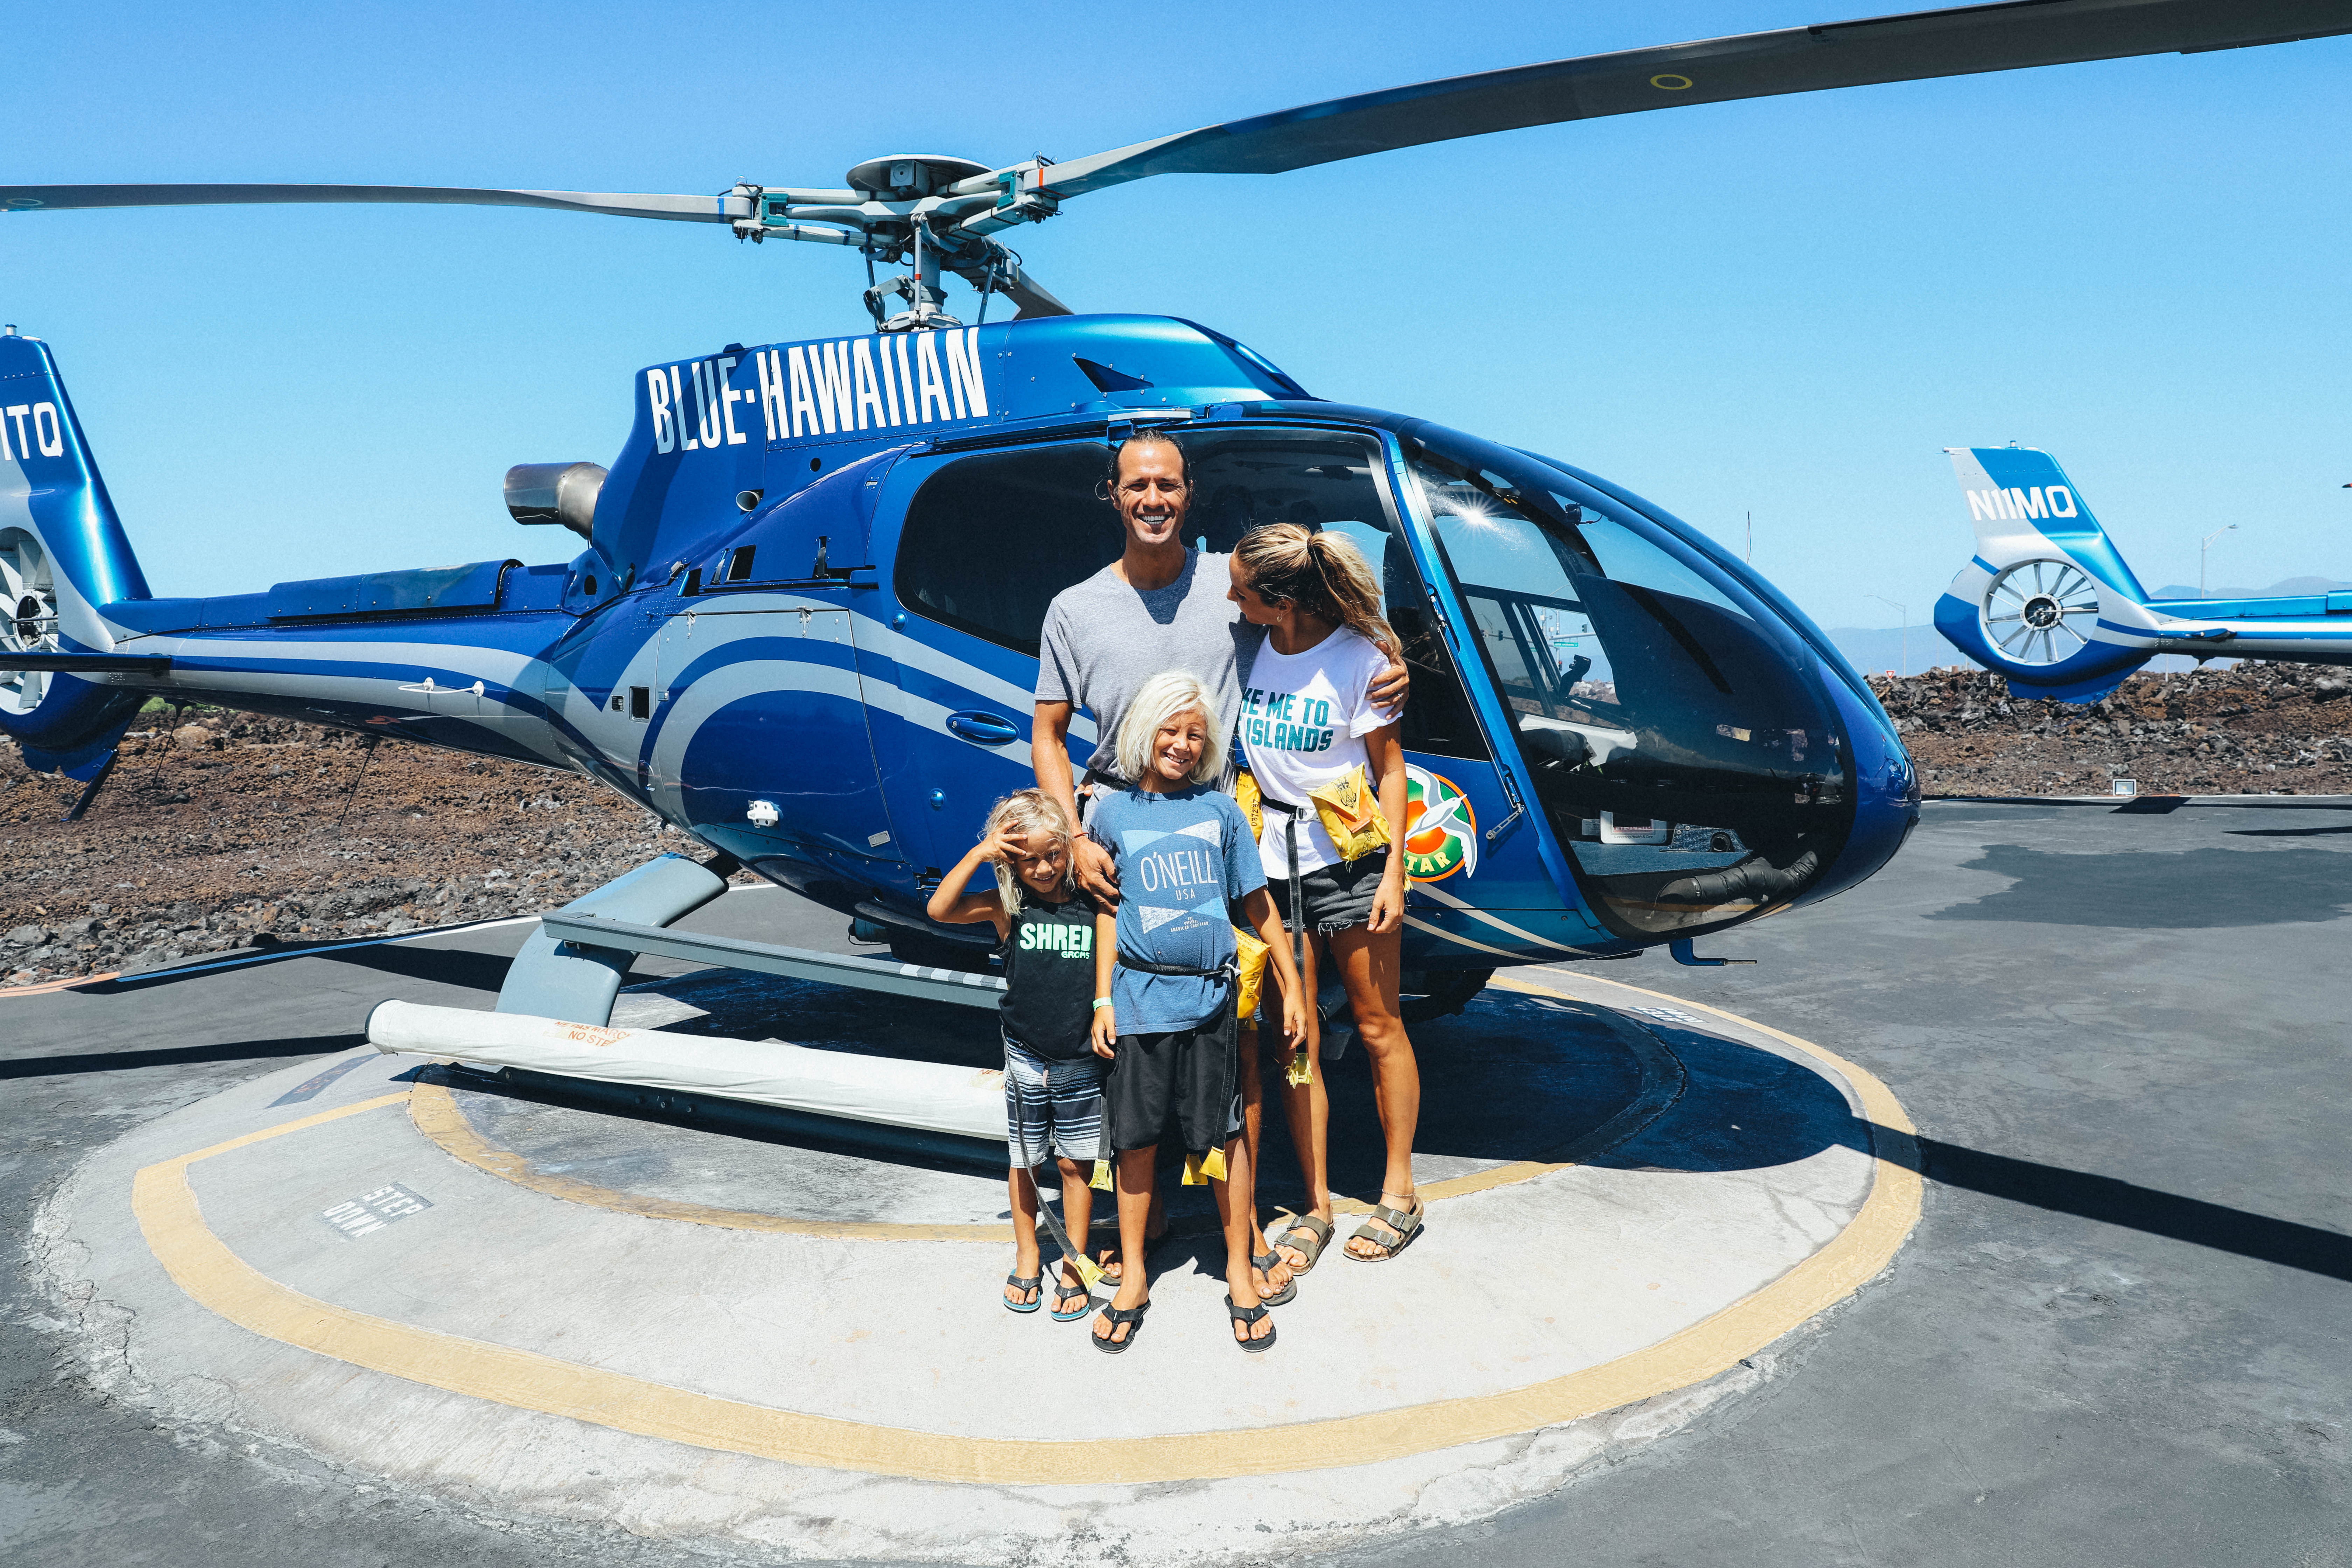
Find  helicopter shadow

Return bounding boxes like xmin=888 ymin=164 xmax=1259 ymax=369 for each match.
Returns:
xmin=1570 ymin=1015 xmax=2352 ymax=1282
xmin=496 ymin=969 xmax=2352 ymax=1281
xmin=625 ymin=969 xmax=1858 ymax=1190
xmin=1928 ymin=844 xmax=2352 ymax=929
xmin=1576 ymin=1019 xmax=1866 ymax=1177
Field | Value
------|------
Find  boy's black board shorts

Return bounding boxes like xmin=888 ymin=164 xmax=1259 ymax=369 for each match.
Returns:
xmin=1108 ymin=1009 xmax=1240 ymax=1154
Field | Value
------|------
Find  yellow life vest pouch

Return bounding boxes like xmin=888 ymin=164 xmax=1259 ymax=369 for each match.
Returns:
xmin=1234 ymin=767 xmax=1266 ymax=838
xmin=1233 ymin=926 xmax=1270 ymax=1020
xmin=1309 ymin=764 xmax=1391 ymax=862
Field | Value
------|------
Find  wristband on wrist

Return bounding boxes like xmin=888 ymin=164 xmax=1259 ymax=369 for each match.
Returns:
xmin=1092 ymin=997 xmax=1114 ymax=1011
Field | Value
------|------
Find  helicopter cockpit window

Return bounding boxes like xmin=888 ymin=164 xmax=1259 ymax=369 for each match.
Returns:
xmin=893 ymin=428 xmax=1487 ymax=760
xmin=1408 ymin=433 xmax=1855 ymax=940
xmin=894 ymin=442 xmax=1123 ymax=658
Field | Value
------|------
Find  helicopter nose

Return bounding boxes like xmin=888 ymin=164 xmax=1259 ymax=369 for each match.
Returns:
xmin=1408 ymin=428 xmax=1922 ymax=943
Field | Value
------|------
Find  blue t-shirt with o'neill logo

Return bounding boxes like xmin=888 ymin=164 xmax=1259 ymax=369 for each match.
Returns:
xmin=1091 ymin=784 xmax=1266 ymax=1033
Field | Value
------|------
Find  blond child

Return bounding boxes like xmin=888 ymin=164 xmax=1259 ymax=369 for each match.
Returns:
xmin=928 ymin=790 xmax=1107 ymax=1321
xmin=1085 ymin=672 xmax=1304 ymax=1353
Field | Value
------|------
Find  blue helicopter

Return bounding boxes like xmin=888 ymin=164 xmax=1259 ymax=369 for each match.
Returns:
xmin=1937 ymin=445 xmax=2352 ymax=702
xmin=4 ymin=0 xmax=2338 ymax=1014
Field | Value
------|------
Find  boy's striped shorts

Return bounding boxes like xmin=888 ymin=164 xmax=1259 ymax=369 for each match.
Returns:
xmin=1004 ymin=1035 xmax=1108 ymax=1166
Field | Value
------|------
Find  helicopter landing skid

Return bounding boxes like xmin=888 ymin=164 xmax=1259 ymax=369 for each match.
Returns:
xmin=494 ymin=853 xmax=735 ymax=1027
xmin=536 ymin=909 xmax=1007 ymax=1013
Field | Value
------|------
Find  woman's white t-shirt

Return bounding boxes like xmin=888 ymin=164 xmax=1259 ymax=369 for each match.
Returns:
xmin=1237 ymin=625 xmax=1399 ymax=877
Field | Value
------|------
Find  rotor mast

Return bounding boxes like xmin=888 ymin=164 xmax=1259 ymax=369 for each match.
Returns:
xmin=731 ymin=154 xmax=1064 ymax=331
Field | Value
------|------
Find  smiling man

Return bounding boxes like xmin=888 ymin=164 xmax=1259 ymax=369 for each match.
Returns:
xmin=1032 ymin=431 xmax=1410 ymax=904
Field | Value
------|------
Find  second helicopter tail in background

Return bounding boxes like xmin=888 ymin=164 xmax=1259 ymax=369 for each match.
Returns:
xmin=1932 ymin=447 xmax=2155 ymax=703
xmin=0 ymin=331 xmax=156 ymax=773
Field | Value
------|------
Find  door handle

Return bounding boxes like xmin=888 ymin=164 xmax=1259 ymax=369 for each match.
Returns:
xmin=945 ymin=710 xmax=1022 ymax=746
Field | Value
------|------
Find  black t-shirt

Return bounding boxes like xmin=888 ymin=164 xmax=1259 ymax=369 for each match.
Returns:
xmin=1000 ymin=895 xmax=1100 ymax=1060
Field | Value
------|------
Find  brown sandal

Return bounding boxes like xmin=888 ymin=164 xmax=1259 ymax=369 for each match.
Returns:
xmin=1273 ymin=1214 xmax=1334 ymax=1274
xmin=1346 ymin=1198 xmax=1424 ymax=1262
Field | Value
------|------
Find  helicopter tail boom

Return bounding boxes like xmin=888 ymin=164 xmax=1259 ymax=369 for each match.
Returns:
xmin=1 ymin=333 xmax=580 ymax=777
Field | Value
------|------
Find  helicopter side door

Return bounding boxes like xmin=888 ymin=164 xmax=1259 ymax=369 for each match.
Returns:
xmin=647 ymin=596 xmax=905 ymax=878
xmin=858 ymin=439 xmax=1117 ymax=877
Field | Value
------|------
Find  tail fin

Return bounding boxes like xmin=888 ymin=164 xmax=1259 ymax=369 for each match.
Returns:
xmin=1945 ymin=446 xmax=2149 ymax=603
xmin=0 ymin=331 xmax=153 ymax=771
xmin=1932 ymin=446 xmax=2149 ymax=703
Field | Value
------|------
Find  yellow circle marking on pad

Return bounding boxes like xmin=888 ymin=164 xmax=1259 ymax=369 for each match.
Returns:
xmin=131 ymin=981 xmax=1919 ymax=1484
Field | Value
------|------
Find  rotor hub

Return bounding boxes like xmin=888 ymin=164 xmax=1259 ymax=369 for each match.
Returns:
xmin=2021 ymin=594 xmax=2062 ymax=630
xmin=844 ymin=155 xmax=990 ymax=201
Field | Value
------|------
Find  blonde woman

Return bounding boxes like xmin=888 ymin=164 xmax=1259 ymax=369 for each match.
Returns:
xmin=1085 ymin=671 xmax=1305 ymax=1353
xmin=1227 ymin=524 xmax=1424 ymax=1267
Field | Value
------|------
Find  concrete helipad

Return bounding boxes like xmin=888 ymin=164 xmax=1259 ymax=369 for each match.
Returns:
xmin=30 ymin=954 xmax=1916 ymax=1564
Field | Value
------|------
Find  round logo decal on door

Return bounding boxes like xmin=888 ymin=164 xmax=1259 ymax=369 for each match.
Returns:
xmin=1402 ymin=765 xmax=1478 ymax=882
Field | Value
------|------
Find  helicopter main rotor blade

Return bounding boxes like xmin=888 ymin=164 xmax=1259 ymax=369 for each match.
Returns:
xmin=1031 ymin=0 xmax=2352 ymax=198
xmin=0 ymin=183 xmax=785 ymax=223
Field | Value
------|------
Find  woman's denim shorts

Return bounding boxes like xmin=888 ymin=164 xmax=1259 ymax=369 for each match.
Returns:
xmin=1275 ymin=849 xmax=1389 ymax=935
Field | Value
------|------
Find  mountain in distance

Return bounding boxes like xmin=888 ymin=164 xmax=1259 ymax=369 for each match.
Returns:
xmin=2145 ymin=576 xmax=2352 ymax=600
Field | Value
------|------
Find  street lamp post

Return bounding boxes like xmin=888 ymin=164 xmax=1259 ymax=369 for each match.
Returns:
xmin=1869 ymin=594 xmax=1909 ymax=677
xmin=2200 ymin=524 xmax=2239 ymax=597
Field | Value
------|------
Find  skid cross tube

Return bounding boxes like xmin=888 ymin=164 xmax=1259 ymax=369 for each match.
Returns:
xmin=537 ymin=911 xmax=1006 ymax=1010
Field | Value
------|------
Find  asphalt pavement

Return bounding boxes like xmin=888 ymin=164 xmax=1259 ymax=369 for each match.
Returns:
xmin=4 ymin=802 xmax=2346 ymax=1567
xmin=1353 ymin=797 xmax=2351 ymax=1568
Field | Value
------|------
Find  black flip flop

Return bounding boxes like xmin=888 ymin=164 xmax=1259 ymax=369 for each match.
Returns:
xmin=1003 ymin=1272 xmax=1043 ymax=1312
xmin=1252 ymin=1251 xmax=1298 ymax=1307
xmin=1093 ymin=1299 xmax=1151 ymax=1353
xmin=1225 ymin=1294 xmax=1276 ymax=1353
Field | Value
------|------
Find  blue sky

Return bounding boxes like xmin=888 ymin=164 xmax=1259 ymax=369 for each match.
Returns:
xmin=7 ymin=1 xmax=2348 ymax=634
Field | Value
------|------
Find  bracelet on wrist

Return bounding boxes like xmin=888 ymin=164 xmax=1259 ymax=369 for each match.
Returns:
xmin=1092 ymin=997 xmax=1114 ymax=1011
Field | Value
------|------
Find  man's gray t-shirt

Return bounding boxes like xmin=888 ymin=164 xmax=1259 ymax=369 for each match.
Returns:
xmin=1035 ymin=550 xmax=1263 ymax=780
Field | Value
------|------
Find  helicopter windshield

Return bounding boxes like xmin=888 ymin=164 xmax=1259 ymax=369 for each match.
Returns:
xmin=1408 ymin=431 xmax=1855 ymax=939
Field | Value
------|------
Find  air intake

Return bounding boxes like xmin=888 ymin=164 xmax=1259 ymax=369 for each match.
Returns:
xmin=504 ymin=462 xmax=607 ymax=539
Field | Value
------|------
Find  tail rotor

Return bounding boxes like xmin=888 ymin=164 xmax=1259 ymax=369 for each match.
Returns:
xmin=0 ymin=528 xmax=61 ymax=714
xmin=1980 ymin=558 xmax=2102 ymax=667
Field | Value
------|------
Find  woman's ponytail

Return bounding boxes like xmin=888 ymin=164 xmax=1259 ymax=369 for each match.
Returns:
xmin=1306 ymin=530 xmax=1398 ymax=659
xmin=1235 ymin=522 xmax=1396 ymax=659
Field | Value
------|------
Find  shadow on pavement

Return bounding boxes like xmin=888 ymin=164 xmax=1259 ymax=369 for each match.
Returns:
xmin=37 ymin=953 xmax=2345 ymax=1283
xmin=0 ymin=1033 xmax=370 ymax=1080
xmin=66 ymin=929 xmax=518 ymax=998
xmin=1587 ymin=1028 xmax=1851 ymax=1176
xmin=312 ymin=943 xmax=513 ymax=992
xmin=1579 ymin=1023 xmax=2352 ymax=1282
xmin=1928 ymin=844 xmax=2352 ymax=928
xmin=1913 ymin=1133 xmax=2352 ymax=1283
xmin=2229 ymin=823 xmax=2352 ymax=838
